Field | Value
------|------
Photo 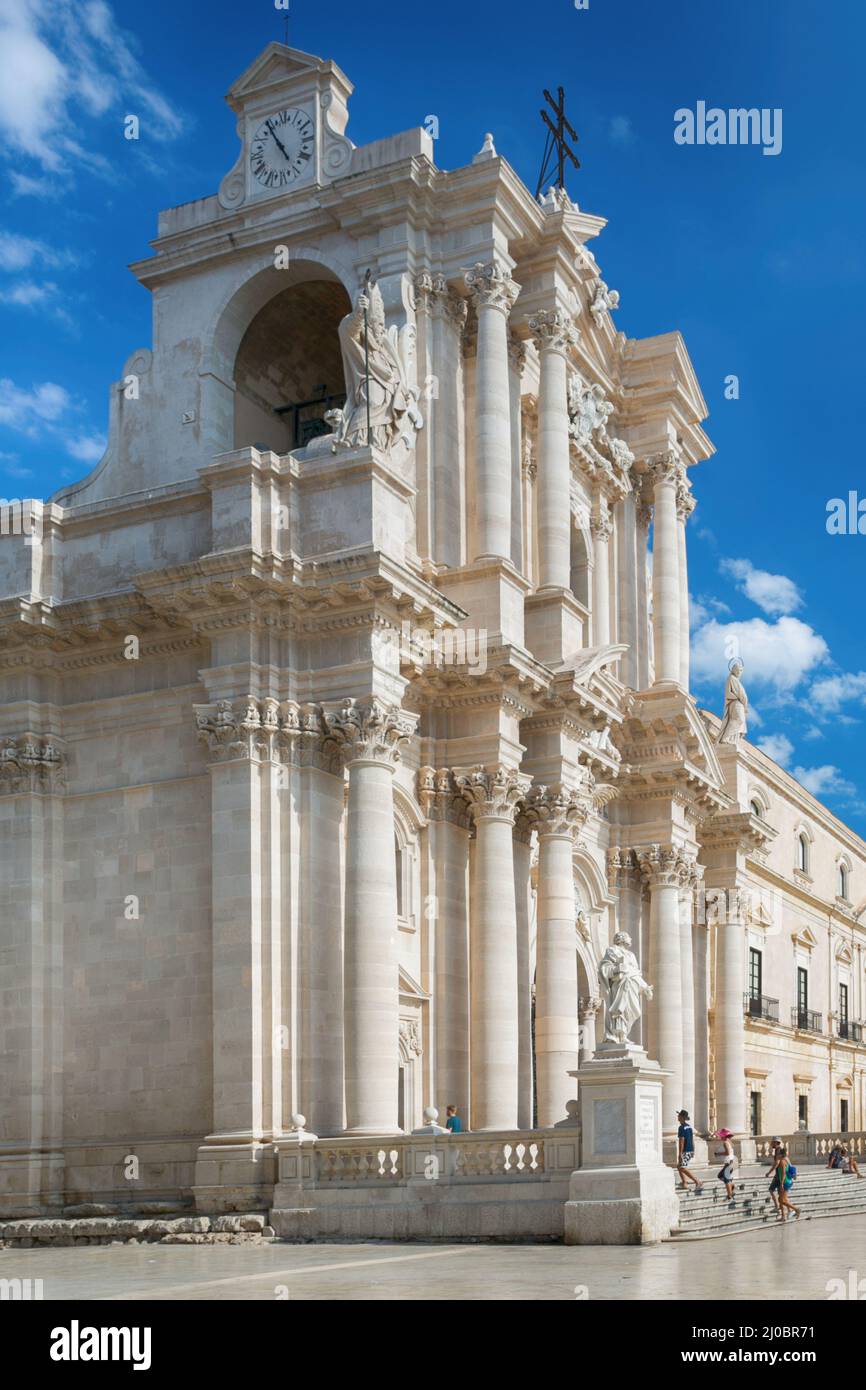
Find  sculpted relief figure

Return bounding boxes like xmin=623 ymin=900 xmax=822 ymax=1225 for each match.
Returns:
xmin=332 ymin=280 xmax=423 ymax=455
xmin=568 ymin=376 xmax=614 ymax=445
xmin=598 ymin=931 xmax=652 ymax=1046
xmin=717 ymin=659 xmax=749 ymax=747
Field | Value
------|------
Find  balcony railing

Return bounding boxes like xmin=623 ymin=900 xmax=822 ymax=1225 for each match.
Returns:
xmin=791 ymin=1007 xmax=823 ymax=1034
xmin=744 ymin=992 xmax=779 ymax=1022
xmin=838 ymin=1020 xmax=864 ymax=1042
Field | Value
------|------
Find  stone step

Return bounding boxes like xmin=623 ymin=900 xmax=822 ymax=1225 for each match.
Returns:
xmin=670 ymin=1170 xmax=866 ymax=1239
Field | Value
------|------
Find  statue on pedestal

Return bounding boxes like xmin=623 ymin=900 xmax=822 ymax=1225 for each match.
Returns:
xmin=717 ymin=658 xmax=748 ymax=747
xmin=598 ymin=931 xmax=652 ymax=1047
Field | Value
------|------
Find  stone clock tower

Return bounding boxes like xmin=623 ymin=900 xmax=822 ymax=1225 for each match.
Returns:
xmin=218 ymin=43 xmax=354 ymax=209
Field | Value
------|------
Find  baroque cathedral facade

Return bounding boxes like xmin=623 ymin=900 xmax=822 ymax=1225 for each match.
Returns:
xmin=1 ymin=43 xmax=864 ymax=1214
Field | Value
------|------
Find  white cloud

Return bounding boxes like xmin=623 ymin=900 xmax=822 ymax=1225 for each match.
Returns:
xmin=66 ymin=432 xmax=106 ymax=462
xmin=720 ymin=557 xmax=803 ymax=616
xmin=756 ymin=733 xmax=794 ymax=767
xmin=0 ymin=378 xmax=70 ymax=429
xmin=0 ymin=0 xmax=183 ymax=184
xmin=810 ymin=671 xmax=866 ymax=714
xmin=0 ymin=376 xmax=102 ymax=466
xmin=691 ymin=616 xmax=828 ymax=694
xmin=792 ymin=765 xmax=856 ymax=798
xmin=609 ymin=116 xmax=634 ymax=147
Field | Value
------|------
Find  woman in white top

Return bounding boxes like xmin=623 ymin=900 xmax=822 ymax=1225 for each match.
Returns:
xmin=715 ymin=1128 xmax=737 ymax=1201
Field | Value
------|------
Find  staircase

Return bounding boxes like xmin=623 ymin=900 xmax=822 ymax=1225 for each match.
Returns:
xmin=670 ymin=1165 xmax=866 ymax=1240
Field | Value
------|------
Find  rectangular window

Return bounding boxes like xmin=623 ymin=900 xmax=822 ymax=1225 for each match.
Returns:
xmin=798 ymin=1094 xmax=808 ymax=1130
xmin=797 ymin=967 xmax=808 ymax=1027
xmin=750 ymin=1091 xmax=761 ymax=1137
xmin=749 ymin=948 xmax=762 ymax=1001
xmin=840 ymin=983 xmax=849 ymax=1034
xmin=841 ymin=1098 xmax=849 ymax=1133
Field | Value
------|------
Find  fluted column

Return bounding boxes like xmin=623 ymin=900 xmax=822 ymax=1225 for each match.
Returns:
xmin=676 ymin=474 xmax=695 ymax=691
xmin=525 ymin=786 xmax=583 ymax=1126
xmin=716 ymin=887 xmax=748 ymax=1136
xmin=648 ymin=451 xmax=684 ymax=684
xmin=616 ymin=491 xmax=638 ymax=687
xmin=458 ymin=766 xmax=528 ymax=1131
xmin=323 ymin=699 xmax=418 ymax=1134
xmin=418 ymin=768 xmax=472 ymax=1123
xmin=465 ymin=261 xmax=520 ymax=562
xmin=528 ymin=309 xmax=577 ymax=590
xmin=591 ymin=500 xmax=612 ymax=647
xmin=693 ymin=914 xmax=710 ymax=1136
xmin=639 ymin=844 xmax=691 ymax=1131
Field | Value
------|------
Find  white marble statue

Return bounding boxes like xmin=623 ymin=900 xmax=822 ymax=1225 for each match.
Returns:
xmin=568 ymin=376 xmax=614 ymax=444
xmin=717 ymin=659 xmax=748 ymax=747
xmin=598 ymin=931 xmax=652 ymax=1046
xmin=589 ymin=279 xmax=620 ymax=327
xmin=333 ymin=281 xmax=423 ymax=454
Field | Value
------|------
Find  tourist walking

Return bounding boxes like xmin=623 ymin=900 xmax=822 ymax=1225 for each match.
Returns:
xmin=714 ymin=1128 xmax=737 ymax=1201
xmin=765 ymin=1137 xmax=784 ymax=1212
xmin=676 ymin=1110 xmax=703 ymax=1193
xmin=773 ymin=1147 xmax=801 ymax=1222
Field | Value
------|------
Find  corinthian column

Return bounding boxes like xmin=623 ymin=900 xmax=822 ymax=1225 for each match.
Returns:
xmin=591 ymin=500 xmax=613 ymax=647
xmin=418 ymin=768 xmax=472 ymax=1125
xmin=648 ymin=451 xmax=684 ymax=685
xmin=676 ymin=473 xmax=696 ymax=691
xmin=322 ymin=699 xmax=418 ymax=1134
xmin=465 ymin=260 xmax=520 ymax=562
xmin=458 ymin=765 xmax=529 ymax=1130
xmin=678 ymin=858 xmax=700 ymax=1118
xmin=528 ymin=309 xmax=577 ymax=590
xmin=525 ymin=785 xmax=584 ymax=1126
xmin=715 ymin=888 xmax=748 ymax=1137
xmin=639 ymin=844 xmax=690 ymax=1132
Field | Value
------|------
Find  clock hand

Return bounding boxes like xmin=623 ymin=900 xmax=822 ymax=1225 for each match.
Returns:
xmin=266 ymin=120 xmax=292 ymax=163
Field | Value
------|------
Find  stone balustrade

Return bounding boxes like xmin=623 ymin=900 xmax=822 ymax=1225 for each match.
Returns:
xmin=314 ymin=1130 xmax=572 ymax=1186
xmin=753 ymin=1131 xmax=866 ymax=1164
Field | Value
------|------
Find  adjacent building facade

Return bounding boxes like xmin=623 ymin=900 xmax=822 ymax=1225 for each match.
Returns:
xmin=1 ymin=43 xmax=864 ymax=1215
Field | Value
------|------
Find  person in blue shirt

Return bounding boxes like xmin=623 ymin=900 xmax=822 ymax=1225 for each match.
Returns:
xmin=445 ymin=1105 xmax=463 ymax=1134
xmin=676 ymin=1109 xmax=703 ymax=1193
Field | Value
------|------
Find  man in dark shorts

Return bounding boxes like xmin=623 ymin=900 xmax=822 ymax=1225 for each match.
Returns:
xmin=676 ymin=1109 xmax=703 ymax=1192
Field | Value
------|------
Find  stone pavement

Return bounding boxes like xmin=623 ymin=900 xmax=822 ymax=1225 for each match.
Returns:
xmin=1 ymin=1213 xmax=861 ymax=1300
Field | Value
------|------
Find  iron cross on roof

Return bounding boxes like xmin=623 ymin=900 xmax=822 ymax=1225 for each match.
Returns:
xmin=535 ymin=86 xmax=580 ymax=199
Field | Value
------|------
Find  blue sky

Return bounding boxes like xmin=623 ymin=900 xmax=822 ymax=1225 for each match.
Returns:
xmin=1 ymin=0 xmax=865 ymax=832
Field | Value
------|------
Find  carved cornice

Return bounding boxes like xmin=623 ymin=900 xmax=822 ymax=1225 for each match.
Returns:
xmin=454 ymin=765 xmax=530 ymax=826
xmin=463 ymin=260 xmax=520 ymax=316
xmin=0 ymin=733 xmax=66 ymax=795
xmin=321 ymin=697 xmax=418 ymax=769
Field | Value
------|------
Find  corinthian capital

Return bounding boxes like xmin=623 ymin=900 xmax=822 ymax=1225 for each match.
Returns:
xmin=0 ymin=733 xmax=66 ymax=795
xmin=527 ymin=308 xmax=578 ymax=356
xmin=321 ymin=697 xmax=418 ymax=768
xmin=463 ymin=260 xmax=520 ymax=315
xmin=646 ymin=449 xmax=686 ymax=490
xmin=455 ymin=764 xmax=530 ymax=825
xmin=417 ymin=766 xmax=472 ymax=828
xmin=523 ymin=784 xmax=587 ymax=839
xmin=676 ymin=473 xmax=696 ymax=522
xmin=637 ymin=842 xmax=695 ymax=889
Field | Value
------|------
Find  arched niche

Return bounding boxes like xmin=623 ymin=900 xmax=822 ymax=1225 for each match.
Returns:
xmin=202 ymin=257 xmax=354 ymax=457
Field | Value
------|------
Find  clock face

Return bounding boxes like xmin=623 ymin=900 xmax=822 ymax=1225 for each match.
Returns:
xmin=249 ymin=108 xmax=315 ymax=189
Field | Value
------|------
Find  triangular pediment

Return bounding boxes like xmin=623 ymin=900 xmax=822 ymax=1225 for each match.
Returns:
xmin=792 ymin=925 xmax=819 ymax=952
xmin=398 ymin=965 xmax=430 ymax=1001
xmin=226 ymin=43 xmax=352 ymax=110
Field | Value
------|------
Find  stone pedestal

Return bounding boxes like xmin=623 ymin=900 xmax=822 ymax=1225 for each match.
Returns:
xmin=563 ymin=1045 xmax=679 ymax=1245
